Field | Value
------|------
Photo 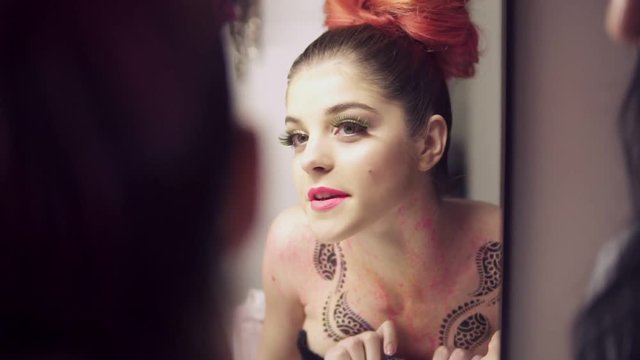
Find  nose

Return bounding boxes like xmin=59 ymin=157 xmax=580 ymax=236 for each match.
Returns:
xmin=300 ymin=136 xmax=334 ymax=175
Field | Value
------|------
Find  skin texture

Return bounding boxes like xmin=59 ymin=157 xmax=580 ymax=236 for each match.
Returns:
xmin=259 ymin=57 xmax=501 ymax=360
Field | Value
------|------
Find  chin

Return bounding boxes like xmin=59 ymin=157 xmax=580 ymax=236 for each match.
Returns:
xmin=308 ymin=220 xmax=356 ymax=244
xmin=308 ymin=226 xmax=346 ymax=244
xmin=303 ymin=201 xmax=364 ymax=243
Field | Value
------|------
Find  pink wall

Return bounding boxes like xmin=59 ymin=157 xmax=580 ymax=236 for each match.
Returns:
xmin=507 ymin=0 xmax=635 ymax=358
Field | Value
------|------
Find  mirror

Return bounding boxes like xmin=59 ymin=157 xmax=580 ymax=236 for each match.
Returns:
xmin=223 ymin=0 xmax=503 ymax=358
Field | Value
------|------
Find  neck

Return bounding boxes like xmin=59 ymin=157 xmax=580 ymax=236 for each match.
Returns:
xmin=341 ymin=189 xmax=452 ymax=282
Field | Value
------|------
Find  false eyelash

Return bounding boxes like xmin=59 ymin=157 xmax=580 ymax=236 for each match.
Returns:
xmin=278 ymin=133 xmax=292 ymax=146
xmin=329 ymin=114 xmax=369 ymax=129
xmin=278 ymin=130 xmax=307 ymax=146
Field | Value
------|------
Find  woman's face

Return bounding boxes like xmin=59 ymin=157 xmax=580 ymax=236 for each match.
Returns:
xmin=284 ymin=58 xmax=425 ymax=243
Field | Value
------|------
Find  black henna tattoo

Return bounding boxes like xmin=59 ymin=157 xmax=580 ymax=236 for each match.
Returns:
xmin=488 ymin=294 xmax=501 ymax=307
xmin=452 ymin=313 xmax=492 ymax=351
xmin=334 ymin=292 xmax=374 ymax=336
xmin=321 ymin=245 xmax=373 ymax=342
xmin=470 ymin=241 xmax=502 ymax=297
xmin=322 ymin=292 xmax=374 ymax=341
xmin=438 ymin=242 xmax=501 ymax=349
xmin=438 ymin=299 xmax=483 ymax=347
xmin=322 ymin=294 xmax=343 ymax=342
xmin=313 ymin=242 xmax=337 ymax=280
xmin=335 ymin=244 xmax=346 ymax=293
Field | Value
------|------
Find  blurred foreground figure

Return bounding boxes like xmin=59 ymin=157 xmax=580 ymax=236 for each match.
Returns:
xmin=574 ymin=0 xmax=640 ymax=359
xmin=0 ymin=0 xmax=255 ymax=359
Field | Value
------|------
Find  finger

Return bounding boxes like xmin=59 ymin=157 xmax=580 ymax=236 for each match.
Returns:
xmin=450 ymin=348 xmax=472 ymax=360
xmin=344 ymin=337 xmax=366 ymax=360
xmin=432 ymin=346 xmax=450 ymax=360
xmin=485 ymin=331 xmax=501 ymax=359
xmin=376 ymin=320 xmax=398 ymax=356
xmin=488 ymin=331 xmax=501 ymax=350
xmin=471 ymin=356 xmax=482 ymax=360
xmin=325 ymin=346 xmax=351 ymax=360
xmin=360 ymin=331 xmax=382 ymax=360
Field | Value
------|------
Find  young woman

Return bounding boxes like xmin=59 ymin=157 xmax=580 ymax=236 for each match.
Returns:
xmin=259 ymin=0 xmax=502 ymax=359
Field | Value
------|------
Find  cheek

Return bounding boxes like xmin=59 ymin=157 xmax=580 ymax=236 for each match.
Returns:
xmin=292 ymin=159 xmax=307 ymax=200
xmin=359 ymin=143 xmax=415 ymax=191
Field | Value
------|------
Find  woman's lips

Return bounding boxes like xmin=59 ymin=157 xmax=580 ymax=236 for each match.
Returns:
xmin=310 ymin=197 xmax=348 ymax=211
xmin=307 ymin=186 xmax=350 ymax=212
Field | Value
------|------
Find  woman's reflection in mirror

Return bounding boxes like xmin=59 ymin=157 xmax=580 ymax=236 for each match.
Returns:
xmin=258 ymin=1 xmax=502 ymax=359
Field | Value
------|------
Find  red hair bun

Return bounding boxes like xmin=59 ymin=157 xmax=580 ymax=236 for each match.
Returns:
xmin=324 ymin=0 xmax=479 ymax=78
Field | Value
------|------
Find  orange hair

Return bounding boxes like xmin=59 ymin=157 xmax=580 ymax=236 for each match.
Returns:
xmin=324 ymin=0 xmax=478 ymax=78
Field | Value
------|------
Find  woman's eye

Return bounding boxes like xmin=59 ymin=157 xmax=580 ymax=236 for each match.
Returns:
xmin=334 ymin=121 xmax=367 ymax=136
xmin=278 ymin=131 xmax=309 ymax=148
xmin=291 ymin=133 xmax=309 ymax=146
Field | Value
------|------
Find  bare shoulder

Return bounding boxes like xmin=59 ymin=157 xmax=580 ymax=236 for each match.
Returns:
xmin=263 ymin=206 xmax=316 ymax=295
xmin=260 ymin=206 xmax=310 ymax=359
xmin=265 ymin=205 xmax=314 ymax=255
xmin=443 ymin=198 xmax=502 ymax=243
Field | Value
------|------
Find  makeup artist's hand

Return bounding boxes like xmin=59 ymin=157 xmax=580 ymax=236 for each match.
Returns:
xmin=431 ymin=331 xmax=500 ymax=360
xmin=324 ymin=320 xmax=399 ymax=360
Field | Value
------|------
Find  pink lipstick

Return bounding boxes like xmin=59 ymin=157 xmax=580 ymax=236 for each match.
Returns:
xmin=307 ymin=186 xmax=350 ymax=211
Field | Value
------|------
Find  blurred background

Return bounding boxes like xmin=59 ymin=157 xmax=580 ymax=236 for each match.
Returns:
xmin=506 ymin=0 xmax=636 ymax=359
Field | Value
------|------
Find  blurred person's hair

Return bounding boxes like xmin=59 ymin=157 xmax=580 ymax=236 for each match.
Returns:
xmin=573 ymin=53 xmax=640 ymax=360
xmin=0 ymin=0 xmax=236 ymax=358
xmin=620 ymin=55 xmax=640 ymax=218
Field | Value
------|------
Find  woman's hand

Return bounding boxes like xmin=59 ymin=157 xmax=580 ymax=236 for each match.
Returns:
xmin=431 ymin=331 xmax=500 ymax=360
xmin=324 ymin=320 xmax=399 ymax=360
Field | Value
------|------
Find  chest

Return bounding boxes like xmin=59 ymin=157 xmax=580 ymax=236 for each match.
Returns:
xmin=298 ymin=244 xmax=501 ymax=359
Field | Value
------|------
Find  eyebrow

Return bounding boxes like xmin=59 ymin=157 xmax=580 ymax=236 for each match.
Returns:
xmin=285 ymin=116 xmax=300 ymax=125
xmin=325 ymin=102 xmax=378 ymax=116
xmin=285 ymin=102 xmax=378 ymax=125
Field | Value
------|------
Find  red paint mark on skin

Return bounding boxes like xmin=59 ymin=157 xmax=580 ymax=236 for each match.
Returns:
xmin=384 ymin=302 xmax=401 ymax=319
xmin=428 ymin=276 xmax=455 ymax=298
xmin=427 ymin=337 xmax=438 ymax=352
xmin=396 ymin=205 xmax=408 ymax=226
xmin=367 ymin=274 xmax=402 ymax=320
xmin=414 ymin=215 xmax=434 ymax=231
xmin=272 ymin=231 xmax=316 ymax=281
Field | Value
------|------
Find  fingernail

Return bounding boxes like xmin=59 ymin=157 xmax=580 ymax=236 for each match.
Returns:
xmin=385 ymin=344 xmax=395 ymax=355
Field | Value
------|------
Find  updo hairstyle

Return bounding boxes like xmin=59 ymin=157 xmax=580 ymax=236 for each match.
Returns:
xmin=288 ymin=0 xmax=479 ymax=189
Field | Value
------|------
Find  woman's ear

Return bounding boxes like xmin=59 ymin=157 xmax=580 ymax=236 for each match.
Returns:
xmin=220 ymin=125 xmax=258 ymax=252
xmin=414 ymin=114 xmax=448 ymax=172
